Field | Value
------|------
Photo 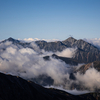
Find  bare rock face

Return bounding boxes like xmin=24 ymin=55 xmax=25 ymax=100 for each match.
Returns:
xmin=62 ymin=37 xmax=100 ymax=63
xmin=52 ymin=54 xmax=79 ymax=65
xmin=36 ymin=37 xmax=100 ymax=63
xmin=35 ymin=41 xmax=67 ymax=52
xmin=76 ymin=61 xmax=100 ymax=74
xmin=62 ymin=37 xmax=77 ymax=47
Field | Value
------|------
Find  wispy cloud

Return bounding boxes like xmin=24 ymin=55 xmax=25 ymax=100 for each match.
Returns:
xmin=45 ymin=86 xmax=90 ymax=95
xmin=84 ymin=38 xmax=100 ymax=49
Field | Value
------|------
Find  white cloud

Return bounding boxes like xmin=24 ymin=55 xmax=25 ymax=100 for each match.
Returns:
xmin=21 ymin=38 xmax=59 ymax=42
xmin=6 ymin=47 xmax=17 ymax=55
xmin=75 ymin=68 xmax=100 ymax=91
xmin=23 ymin=38 xmax=40 ymax=42
xmin=45 ymin=86 xmax=90 ymax=95
xmin=0 ymin=41 xmax=12 ymax=49
xmin=30 ymin=42 xmax=41 ymax=52
xmin=19 ymin=48 xmax=36 ymax=55
xmin=56 ymin=48 xmax=77 ymax=58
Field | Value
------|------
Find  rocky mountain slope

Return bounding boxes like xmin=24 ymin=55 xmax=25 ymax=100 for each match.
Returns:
xmin=76 ymin=61 xmax=100 ymax=74
xmin=43 ymin=54 xmax=79 ymax=65
xmin=0 ymin=72 xmax=100 ymax=100
xmin=36 ymin=37 xmax=100 ymax=63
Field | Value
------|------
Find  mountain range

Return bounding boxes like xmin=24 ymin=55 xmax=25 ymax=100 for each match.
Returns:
xmin=1 ymin=37 xmax=100 ymax=63
xmin=1 ymin=37 xmax=100 ymax=75
xmin=36 ymin=37 xmax=100 ymax=63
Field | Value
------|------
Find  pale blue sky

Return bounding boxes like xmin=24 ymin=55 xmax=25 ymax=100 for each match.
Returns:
xmin=0 ymin=0 xmax=100 ymax=40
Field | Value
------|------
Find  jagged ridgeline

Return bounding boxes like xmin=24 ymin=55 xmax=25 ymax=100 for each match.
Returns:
xmin=1 ymin=37 xmax=100 ymax=63
xmin=35 ymin=37 xmax=100 ymax=63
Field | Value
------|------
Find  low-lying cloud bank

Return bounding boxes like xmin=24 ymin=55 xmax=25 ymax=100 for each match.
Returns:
xmin=0 ymin=40 xmax=100 ymax=92
xmin=45 ymin=86 xmax=90 ymax=95
xmin=19 ymin=38 xmax=59 ymax=42
xmin=0 ymin=41 xmax=74 ymax=85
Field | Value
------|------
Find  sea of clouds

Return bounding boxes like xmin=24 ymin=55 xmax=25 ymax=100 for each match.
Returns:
xmin=0 ymin=38 xmax=100 ymax=94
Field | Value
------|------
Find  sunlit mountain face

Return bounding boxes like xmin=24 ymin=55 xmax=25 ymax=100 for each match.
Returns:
xmin=0 ymin=37 xmax=100 ymax=94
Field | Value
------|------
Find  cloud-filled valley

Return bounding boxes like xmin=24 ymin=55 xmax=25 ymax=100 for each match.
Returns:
xmin=0 ymin=41 xmax=74 ymax=85
xmin=0 ymin=37 xmax=100 ymax=94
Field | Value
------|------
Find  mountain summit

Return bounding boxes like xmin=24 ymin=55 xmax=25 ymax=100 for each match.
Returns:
xmin=1 ymin=37 xmax=20 ymax=44
xmin=63 ymin=37 xmax=77 ymax=43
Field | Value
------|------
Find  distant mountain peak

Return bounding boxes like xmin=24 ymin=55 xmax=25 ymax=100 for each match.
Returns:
xmin=63 ymin=37 xmax=77 ymax=43
xmin=8 ymin=37 xmax=15 ymax=41
xmin=68 ymin=37 xmax=76 ymax=40
xmin=3 ymin=37 xmax=20 ymax=43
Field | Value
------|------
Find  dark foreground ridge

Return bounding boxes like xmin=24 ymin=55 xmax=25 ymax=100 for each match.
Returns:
xmin=0 ymin=72 xmax=100 ymax=100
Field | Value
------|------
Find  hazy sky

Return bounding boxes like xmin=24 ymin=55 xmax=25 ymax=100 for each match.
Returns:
xmin=0 ymin=0 xmax=100 ymax=40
